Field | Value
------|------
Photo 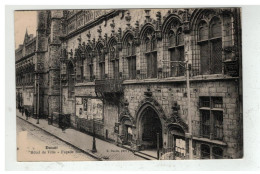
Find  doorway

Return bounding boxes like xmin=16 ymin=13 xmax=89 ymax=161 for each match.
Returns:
xmin=140 ymin=106 xmax=163 ymax=149
xmin=122 ymin=119 xmax=133 ymax=146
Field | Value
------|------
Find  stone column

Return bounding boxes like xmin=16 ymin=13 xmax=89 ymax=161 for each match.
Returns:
xmin=35 ymin=11 xmax=48 ymax=118
xmin=48 ymin=10 xmax=63 ymax=117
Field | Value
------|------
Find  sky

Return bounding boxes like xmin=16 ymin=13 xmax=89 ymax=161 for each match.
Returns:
xmin=14 ymin=11 xmax=37 ymax=49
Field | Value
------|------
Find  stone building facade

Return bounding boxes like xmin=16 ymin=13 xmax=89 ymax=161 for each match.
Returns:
xmin=16 ymin=30 xmax=36 ymax=116
xmin=16 ymin=8 xmax=243 ymax=160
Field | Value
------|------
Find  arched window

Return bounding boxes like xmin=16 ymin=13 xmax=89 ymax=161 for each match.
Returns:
xmin=143 ymin=27 xmax=157 ymax=78
xmin=167 ymin=26 xmax=185 ymax=77
xmin=197 ymin=17 xmax=222 ymax=75
xmin=125 ymin=34 xmax=136 ymax=79
xmin=67 ymin=61 xmax=75 ymax=97
xmin=97 ymin=43 xmax=105 ymax=80
xmin=109 ymin=39 xmax=119 ymax=79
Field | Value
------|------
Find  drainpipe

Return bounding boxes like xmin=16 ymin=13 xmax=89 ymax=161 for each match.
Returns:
xmin=186 ymin=61 xmax=193 ymax=159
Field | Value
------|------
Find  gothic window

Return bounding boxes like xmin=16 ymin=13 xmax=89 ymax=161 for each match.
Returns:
xmin=199 ymin=96 xmax=223 ymax=140
xmin=97 ymin=44 xmax=105 ymax=80
xmin=109 ymin=39 xmax=119 ymax=79
xmin=197 ymin=17 xmax=222 ymax=75
xmin=125 ymin=34 xmax=136 ymax=79
xmin=144 ymin=28 xmax=157 ymax=78
xmin=168 ymin=27 xmax=185 ymax=77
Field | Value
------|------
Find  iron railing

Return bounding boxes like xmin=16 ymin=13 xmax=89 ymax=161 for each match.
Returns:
xmin=95 ymin=79 xmax=124 ymax=94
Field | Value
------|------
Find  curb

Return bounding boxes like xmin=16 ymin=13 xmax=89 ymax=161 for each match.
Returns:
xmin=17 ymin=116 xmax=104 ymax=161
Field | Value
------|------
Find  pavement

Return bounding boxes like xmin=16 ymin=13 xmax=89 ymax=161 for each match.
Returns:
xmin=17 ymin=117 xmax=97 ymax=161
xmin=16 ymin=110 xmax=145 ymax=161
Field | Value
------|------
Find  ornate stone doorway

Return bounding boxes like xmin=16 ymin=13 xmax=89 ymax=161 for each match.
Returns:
xmin=122 ymin=119 xmax=133 ymax=146
xmin=168 ymin=124 xmax=186 ymax=159
xmin=138 ymin=106 xmax=163 ymax=150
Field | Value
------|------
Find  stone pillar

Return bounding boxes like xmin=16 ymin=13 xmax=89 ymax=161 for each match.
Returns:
xmin=48 ymin=10 xmax=63 ymax=117
xmin=35 ymin=11 xmax=48 ymax=118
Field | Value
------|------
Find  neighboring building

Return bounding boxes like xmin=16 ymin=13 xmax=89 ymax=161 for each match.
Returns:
xmin=16 ymin=8 xmax=243 ymax=160
xmin=15 ymin=30 xmax=36 ymax=116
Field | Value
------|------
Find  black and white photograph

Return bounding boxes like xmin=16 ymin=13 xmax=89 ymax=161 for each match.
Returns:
xmin=14 ymin=8 xmax=243 ymax=162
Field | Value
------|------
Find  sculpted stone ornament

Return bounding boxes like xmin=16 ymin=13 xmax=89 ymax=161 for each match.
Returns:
xmin=86 ymin=31 xmax=91 ymax=43
xmin=119 ymin=99 xmax=136 ymax=127
xmin=68 ymin=49 xmax=73 ymax=59
xmin=110 ymin=19 xmax=115 ymax=35
xmin=165 ymin=103 xmax=188 ymax=132
xmin=125 ymin=11 xmax=131 ymax=28
xmin=97 ymin=25 xmax=102 ymax=40
xmin=144 ymin=85 xmax=152 ymax=98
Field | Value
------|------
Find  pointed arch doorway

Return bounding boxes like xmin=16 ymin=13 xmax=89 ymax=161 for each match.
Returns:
xmin=138 ymin=106 xmax=163 ymax=150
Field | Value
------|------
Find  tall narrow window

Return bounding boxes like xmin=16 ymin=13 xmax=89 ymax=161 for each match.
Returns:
xmin=199 ymin=96 xmax=223 ymax=140
xmin=75 ymin=48 xmax=84 ymax=82
xmin=109 ymin=40 xmax=119 ymax=79
xmin=125 ymin=34 xmax=136 ymax=79
xmin=144 ymin=28 xmax=157 ymax=78
xmin=168 ymin=28 xmax=185 ymax=77
xmin=86 ymin=47 xmax=94 ymax=81
xmin=97 ymin=44 xmax=105 ymax=80
xmin=198 ymin=17 xmax=222 ymax=75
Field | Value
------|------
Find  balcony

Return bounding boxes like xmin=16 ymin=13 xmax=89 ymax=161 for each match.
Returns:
xmin=95 ymin=79 xmax=124 ymax=94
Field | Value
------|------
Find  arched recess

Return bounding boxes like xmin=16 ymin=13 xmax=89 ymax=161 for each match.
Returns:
xmin=161 ymin=14 xmax=183 ymax=34
xmin=139 ymin=23 xmax=156 ymax=41
xmin=135 ymin=97 xmax=167 ymax=149
xmin=119 ymin=107 xmax=135 ymax=145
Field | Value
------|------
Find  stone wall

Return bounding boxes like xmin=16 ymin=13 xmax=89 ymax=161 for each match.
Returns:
xmin=123 ymin=79 xmax=241 ymax=158
xmin=57 ymin=8 xmax=242 ymax=159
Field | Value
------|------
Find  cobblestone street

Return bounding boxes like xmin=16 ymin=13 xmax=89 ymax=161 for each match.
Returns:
xmin=17 ymin=117 xmax=97 ymax=161
xmin=16 ymin=110 xmax=146 ymax=161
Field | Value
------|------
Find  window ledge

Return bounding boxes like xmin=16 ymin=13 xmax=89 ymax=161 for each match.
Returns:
xmin=192 ymin=136 xmax=227 ymax=146
xmin=122 ymin=74 xmax=238 ymax=85
xmin=75 ymin=82 xmax=95 ymax=86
